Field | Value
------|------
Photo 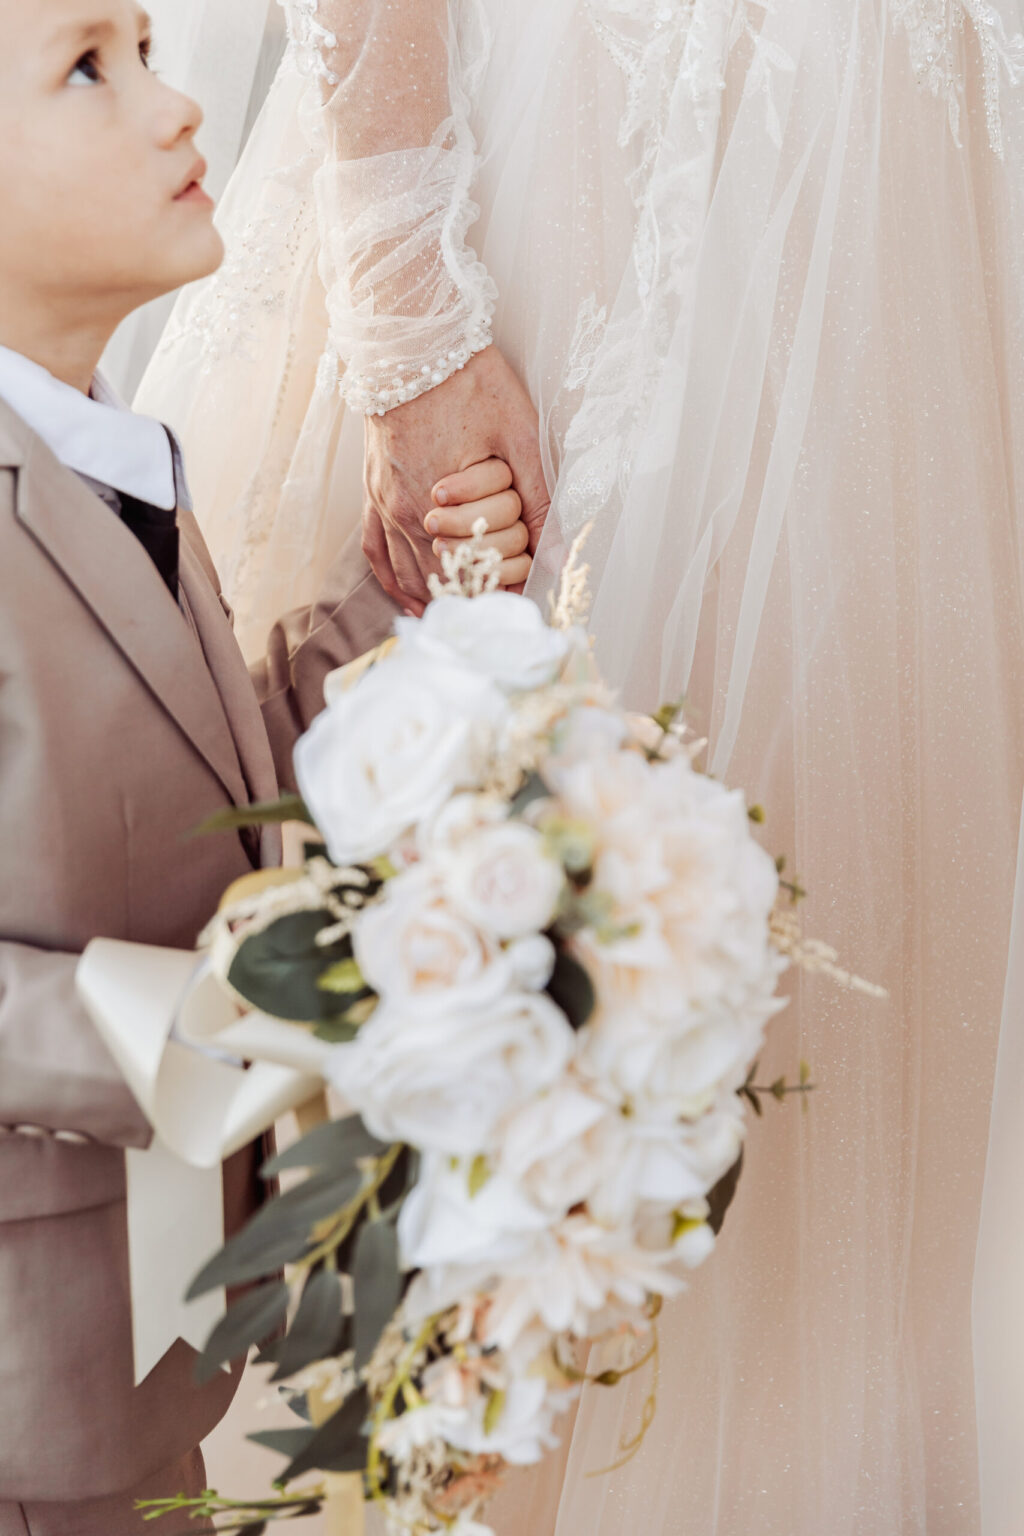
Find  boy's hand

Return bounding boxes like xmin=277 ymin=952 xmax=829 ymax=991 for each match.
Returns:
xmin=425 ymin=458 xmax=531 ymax=589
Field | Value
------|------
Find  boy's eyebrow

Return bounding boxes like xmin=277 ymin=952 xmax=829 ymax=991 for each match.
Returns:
xmin=47 ymin=8 xmax=152 ymax=53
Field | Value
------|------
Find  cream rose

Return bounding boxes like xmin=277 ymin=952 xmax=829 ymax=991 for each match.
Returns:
xmin=397 ymin=592 xmax=571 ymax=692
xmin=442 ymin=821 xmax=566 ymax=941
xmin=294 ymin=652 xmax=507 ymax=864
xmin=333 ymin=992 xmax=575 ymax=1155
xmin=354 ymin=868 xmax=511 ymax=1015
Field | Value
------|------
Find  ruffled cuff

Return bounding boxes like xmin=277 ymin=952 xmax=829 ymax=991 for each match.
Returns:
xmin=314 ymin=140 xmax=497 ymax=415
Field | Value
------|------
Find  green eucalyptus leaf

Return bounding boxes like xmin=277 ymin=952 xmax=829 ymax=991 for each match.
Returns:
xmin=281 ymin=1385 xmax=372 ymax=1481
xmin=707 ymin=1153 xmax=744 ymax=1237
xmin=195 ymin=1281 xmax=289 ymax=1384
xmin=187 ymin=1202 xmax=318 ymax=1299
xmin=190 ymin=794 xmax=315 ymax=838
xmin=261 ymin=1115 xmax=387 ymax=1180
xmin=270 ymin=1269 xmax=347 ymax=1384
xmin=352 ymin=1220 xmax=402 ymax=1371
xmin=510 ymin=771 xmax=552 ymax=817
xmin=546 ymin=951 xmax=596 ymax=1030
xmin=248 ymin=1428 xmax=317 ymax=1461
xmin=227 ymin=911 xmax=356 ymax=1022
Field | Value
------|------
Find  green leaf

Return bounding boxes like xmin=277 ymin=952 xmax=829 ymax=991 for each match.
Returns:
xmin=187 ymin=1207 xmax=316 ymax=1300
xmin=312 ymin=1012 xmax=368 ymax=1046
xmin=280 ymin=1385 xmax=372 ymax=1482
xmin=546 ymin=951 xmax=596 ymax=1030
xmin=707 ymin=1153 xmax=744 ymax=1236
xmin=510 ymin=771 xmax=551 ymax=817
xmin=352 ymin=1220 xmax=402 ymax=1371
xmin=248 ymin=1428 xmax=317 ymax=1461
xmin=483 ymin=1388 xmax=506 ymax=1437
xmin=187 ymin=1170 xmax=360 ymax=1298
xmin=227 ymin=910 xmax=357 ymax=1023
xmin=195 ymin=1281 xmax=289 ymax=1384
xmin=189 ymin=794 xmax=315 ymax=838
xmin=467 ymin=1154 xmax=492 ymax=1199
xmin=262 ymin=1115 xmax=387 ymax=1180
xmin=799 ymin=1059 xmax=812 ymax=1087
xmin=770 ymin=1076 xmax=788 ymax=1102
xmin=651 ymin=699 xmax=685 ymax=734
xmin=317 ymin=959 xmax=367 ymax=995
xmin=270 ymin=1269 xmax=346 ymax=1384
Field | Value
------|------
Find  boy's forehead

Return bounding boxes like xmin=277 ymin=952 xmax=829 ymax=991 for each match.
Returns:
xmin=2 ymin=0 xmax=150 ymax=43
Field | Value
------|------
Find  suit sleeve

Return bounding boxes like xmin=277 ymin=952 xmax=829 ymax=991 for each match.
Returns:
xmin=251 ymin=529 xmax=399 ymax=790
xmin=0 ymin=941 xmax=152 ymax=1148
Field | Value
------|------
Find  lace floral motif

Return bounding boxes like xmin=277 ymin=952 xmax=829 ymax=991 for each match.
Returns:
xmin=557 ymin=0 xmax=755 ymax=532
xmin=891 ymin=0 xmax=1024 ymax=155
xmin=282 ymin=0 xmax=342 ymax=86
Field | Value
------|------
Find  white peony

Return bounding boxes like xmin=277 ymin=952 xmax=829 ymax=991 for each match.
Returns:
xmin=397 ymin=592 xmax=571 ymax=692
xmin=294 ymin=652 xmax=507 ymax=864
xmin=408 ymin=1214 xmax=684 ymax=1350
xmin=333 ymin=992 xmax=575 ymax=1155
xmin=550 ymin=748 xmax=783 ymax=1050
xmin=354 ymin=868 xmax=511 ymax=1015
xmin=441 ymin=821 xmax=565 ymax=941
xmin=399 ymin=1153 xmax=551 ymax=1273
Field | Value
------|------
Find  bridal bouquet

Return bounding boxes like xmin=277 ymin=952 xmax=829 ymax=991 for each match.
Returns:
xmin=154 ymin=533 xmax=808 ymax=1535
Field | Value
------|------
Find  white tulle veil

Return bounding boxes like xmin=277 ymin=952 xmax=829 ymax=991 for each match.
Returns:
xmin=135 ymin=3 xmax=1024 ymax=1531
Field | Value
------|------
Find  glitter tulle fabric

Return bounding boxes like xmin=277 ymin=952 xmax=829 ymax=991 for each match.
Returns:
xmin=137 ymin=3 xmax=1024 ymax=1531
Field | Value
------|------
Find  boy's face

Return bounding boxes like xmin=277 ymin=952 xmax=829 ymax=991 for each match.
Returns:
xmin=0 ymin=0 xmax=223 ymax=321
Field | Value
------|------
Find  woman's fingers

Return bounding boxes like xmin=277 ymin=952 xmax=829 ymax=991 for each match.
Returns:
xmin=432 ymin=458 xmax=514 ymax=510
xmin=432 ymin=520 xmax=530 ymax=562
xmin=426 ymin=488 xmax=523 ymax=539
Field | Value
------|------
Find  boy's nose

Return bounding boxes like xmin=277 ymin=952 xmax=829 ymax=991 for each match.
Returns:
xmin=154 ymin=80 xmax=204 ymax=149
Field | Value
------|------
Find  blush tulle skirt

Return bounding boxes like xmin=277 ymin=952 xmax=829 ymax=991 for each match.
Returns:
xmin=136 ymin=3 xmax=1024 ymax=1530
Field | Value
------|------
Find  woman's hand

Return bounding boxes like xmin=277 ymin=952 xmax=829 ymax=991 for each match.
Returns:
xmin=361 ymin=345 xmax=549 ymax=614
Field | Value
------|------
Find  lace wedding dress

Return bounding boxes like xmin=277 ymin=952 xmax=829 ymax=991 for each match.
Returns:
xmin=136 ymin=3 xmax=1024 ymax=1532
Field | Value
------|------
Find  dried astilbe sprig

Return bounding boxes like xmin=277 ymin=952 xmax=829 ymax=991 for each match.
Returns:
xmin=770 ymin=906 xmax=888 ymax=998
xmin=550 ymin=523 xmax=594 ymax=631
xmin=428 ymin=517 xmax=502 ymax=599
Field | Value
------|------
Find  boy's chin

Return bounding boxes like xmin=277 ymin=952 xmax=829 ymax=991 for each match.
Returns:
xmin=156 ymin=225 xmax=225 ymax=295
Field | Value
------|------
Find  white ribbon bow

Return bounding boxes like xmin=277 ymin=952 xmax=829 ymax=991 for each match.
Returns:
xmin=77 ymin=938 xmax=334 ymax=1384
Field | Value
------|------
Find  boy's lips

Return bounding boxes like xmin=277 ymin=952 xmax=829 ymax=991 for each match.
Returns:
xmin=174 ymin=158 xmax=212 ymax=206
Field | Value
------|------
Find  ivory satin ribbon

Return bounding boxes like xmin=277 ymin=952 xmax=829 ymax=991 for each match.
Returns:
xmin=76 ymin=938 xmax=334 ymax=1384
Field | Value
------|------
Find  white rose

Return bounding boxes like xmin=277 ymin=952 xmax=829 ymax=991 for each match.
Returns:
xmin=294 ymin=652 xmax=507 ymax=864
xmin=586 ymin=1108 xmax=744 ymax=1228
xmin=442 ymin=821 xmax=565 ymax=941
xmin=507 ymin=934 xmax=557 ymax=992
xmin=354 ymin=868 xmax=510 ymax=1015
xmin=397 ymin=592 xmax=571 ymax=692
xmin=334 ymin=992 xmax=575 ymax=1155
xmin=399 ymin=1152 xmax=550 ymax=1274
xmin=496 ymin=1082 xmax=625 ymax=1217
xmin=577 ymin=1004 xmax=764 ymax=1119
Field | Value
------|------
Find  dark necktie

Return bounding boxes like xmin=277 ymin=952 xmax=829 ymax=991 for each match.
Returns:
xmin=117 ymin=491 xmax=180 ymax=598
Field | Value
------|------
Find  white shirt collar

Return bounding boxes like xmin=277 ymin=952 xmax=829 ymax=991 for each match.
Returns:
xmin=0 ymin=344 xmax=191 ymax=512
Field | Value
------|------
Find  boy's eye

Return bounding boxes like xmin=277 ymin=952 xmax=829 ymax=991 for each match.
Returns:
xmin=67 ymin=49 xmax=102 ymax=87
xmin=139 ymin=37 xmax=153 ymax=69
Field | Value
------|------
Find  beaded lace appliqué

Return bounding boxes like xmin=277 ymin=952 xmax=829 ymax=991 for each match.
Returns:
xmin=284 ymin=0 xmax=342 ymax=85
xmin=891 ymin=0 xmax=1024 ymax=155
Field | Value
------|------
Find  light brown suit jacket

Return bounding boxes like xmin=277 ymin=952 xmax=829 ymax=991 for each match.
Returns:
xmin=0 ymin=397 xmax=396 ymax=1501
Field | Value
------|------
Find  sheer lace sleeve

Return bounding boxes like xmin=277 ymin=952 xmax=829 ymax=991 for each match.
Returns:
xmin=283 ymin=0 xmax=496 ymax=415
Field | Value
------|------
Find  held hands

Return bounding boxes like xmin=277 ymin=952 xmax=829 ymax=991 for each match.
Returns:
xmin=362 ymin=346 xmax=549 ymax=614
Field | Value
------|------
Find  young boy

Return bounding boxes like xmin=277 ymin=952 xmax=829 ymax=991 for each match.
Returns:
xmin=0 ymin=3 xmax=527 ymax=1530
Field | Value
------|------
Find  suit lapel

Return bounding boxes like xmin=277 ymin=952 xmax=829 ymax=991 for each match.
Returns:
xmin=9 ymin=414 xmax=250 ymax=809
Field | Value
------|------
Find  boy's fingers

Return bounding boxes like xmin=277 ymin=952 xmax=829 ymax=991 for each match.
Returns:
xmin=432 ymin=458 xmax=514 ymax=508
xmin=426 ymin=490 xmax=522 ymax=539
xmin=434 ymin=521 xmax=530 ymax=562
xmin=496 ymin=554 xmax=533 ymax=588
